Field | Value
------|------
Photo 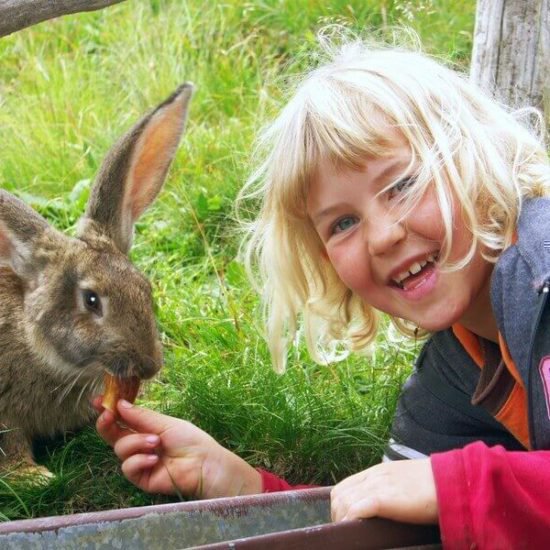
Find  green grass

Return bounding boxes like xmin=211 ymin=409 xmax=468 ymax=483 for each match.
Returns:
xmin=0 ymin=0 xmax=475 ymax=520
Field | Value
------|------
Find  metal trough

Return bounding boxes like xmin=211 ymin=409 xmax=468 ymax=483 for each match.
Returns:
xmin=0 ymin=487 xmax=441 ymax=549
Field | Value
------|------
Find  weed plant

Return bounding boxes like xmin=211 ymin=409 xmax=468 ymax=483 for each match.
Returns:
xmin=0 ymin=0 xmax=474 ymax=519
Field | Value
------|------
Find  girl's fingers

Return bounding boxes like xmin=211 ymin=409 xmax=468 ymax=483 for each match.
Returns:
xmin=340 ymin=497 xmax=380 ymax=522
xmin=331 ymin=487 xmax=357 ymax=521
xmin=114 ymin=433 xmax=160 ymax=461
xmin=96 ymin=409 xmax=134 ymax=446
xmin=116 ymin=400 xmax=178 ymax=433
xmin=121 ymin=453 xmax=160 ymax=486
xmin=331 ymin=474 xmax=377 ymax=521
xmin=91 ymin=395 xmax=104 ymax=412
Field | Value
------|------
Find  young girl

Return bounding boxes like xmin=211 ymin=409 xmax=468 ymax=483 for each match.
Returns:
xmin=96 ymin=36 xmax=550 ymax=547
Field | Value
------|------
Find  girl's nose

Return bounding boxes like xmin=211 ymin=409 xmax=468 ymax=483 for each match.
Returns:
xmin=365 ymin=210 xmax=406 ymax=257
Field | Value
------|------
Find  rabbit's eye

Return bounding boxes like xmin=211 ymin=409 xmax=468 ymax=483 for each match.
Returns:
xmin=83 ymin=290 xmax=102 ymax=315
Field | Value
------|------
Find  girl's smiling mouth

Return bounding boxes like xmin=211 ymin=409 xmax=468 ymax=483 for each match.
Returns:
xmin=389 ymin=252 xmax=440 ymax=299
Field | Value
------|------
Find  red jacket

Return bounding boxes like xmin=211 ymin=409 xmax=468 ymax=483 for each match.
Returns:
xmin=432 ymin=441 xmax=550 ymax=549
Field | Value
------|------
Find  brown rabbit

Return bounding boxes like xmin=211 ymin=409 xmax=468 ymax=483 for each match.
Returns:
xmin=0 ymin=83 xmax=194 ymax=475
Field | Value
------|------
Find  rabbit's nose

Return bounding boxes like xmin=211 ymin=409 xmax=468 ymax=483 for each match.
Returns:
xmin=139 ymin=343 xmax=163 ymax=379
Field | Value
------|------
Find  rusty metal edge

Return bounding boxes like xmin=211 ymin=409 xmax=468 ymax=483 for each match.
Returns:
xmin=0 ymin=486 xmax=332 ymax=534
xmin=191 ymin=517 xmax=441 ymax=550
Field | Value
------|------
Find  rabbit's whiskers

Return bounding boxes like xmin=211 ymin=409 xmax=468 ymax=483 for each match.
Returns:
xmin=50 ymin=370 xmax=78 ymax=396
xmin=54 ymin=358 xmax=106 ymax=410
xmin=75 ymin=379 xmax=94 ymax=412
xmin=55 ymin=368 xmax=88 ymax=406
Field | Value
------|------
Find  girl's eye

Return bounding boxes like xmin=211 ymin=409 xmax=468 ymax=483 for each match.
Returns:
xmin=389 ymin=176 xmax=417 ymax=198
xmin=332 ymin=216 xmax=358 ymax=234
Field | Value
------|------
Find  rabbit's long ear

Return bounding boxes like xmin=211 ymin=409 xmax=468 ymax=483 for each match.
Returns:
xmin=78 ymin=83 xmax=194 ymax=254
xmin=0 ymin=190 xmax=50 ymax=277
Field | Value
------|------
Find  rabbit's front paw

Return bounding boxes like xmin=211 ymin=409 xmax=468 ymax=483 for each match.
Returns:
xmin=5 ymin=462 xmax=55 ymax=484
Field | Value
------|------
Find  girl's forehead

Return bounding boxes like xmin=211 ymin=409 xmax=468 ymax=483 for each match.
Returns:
xmin=311 ymin=140 xmax=413 ymax=186
xmin=311 ymin=123 xmax=412 ymax=174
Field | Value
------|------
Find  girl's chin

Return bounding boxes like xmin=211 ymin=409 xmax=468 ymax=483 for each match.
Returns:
xmin=410 ymin=309 xmax=463 ymax=332
xmin=415 ymin=319 xmax=454 ymax=332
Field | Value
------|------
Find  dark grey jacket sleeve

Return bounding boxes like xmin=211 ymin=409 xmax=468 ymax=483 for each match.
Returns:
xmin=387 ymin=330 xmax=524 ymax=460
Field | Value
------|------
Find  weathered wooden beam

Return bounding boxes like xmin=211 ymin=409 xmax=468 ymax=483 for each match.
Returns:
xmin=471 ymin=0 xmax=550 ymax=125
xmin=0 ymin=0 xmax=127 ymax=38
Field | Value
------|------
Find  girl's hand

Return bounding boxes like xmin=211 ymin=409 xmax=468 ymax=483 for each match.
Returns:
xmin=330 ymin=459 xmax=438 ymax=524
xmin=94 ymin=397 xmax=262 ymax=499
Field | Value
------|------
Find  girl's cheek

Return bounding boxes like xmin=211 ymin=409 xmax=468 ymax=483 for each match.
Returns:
xmin=325 ymin=247 xmax=348 ymax=281
xmin=327 ymin=246 xmax=368 ymax=293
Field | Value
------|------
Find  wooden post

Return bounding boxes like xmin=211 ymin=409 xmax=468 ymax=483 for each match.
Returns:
xmin=471 ymin=0 xmax=550 ymax=128
xmin=0 ymin=0 xmax=126 ymax=38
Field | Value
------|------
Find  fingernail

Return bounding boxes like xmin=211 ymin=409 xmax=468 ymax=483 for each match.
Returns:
xmin=145 ymin=435 xmax=159 ymax=445
xmin=119 ymin=399 xmax=133 ymax=409
xmin=99 ymin=410 xmax=113 ymax=423
xmin=146 ymin=454 xmax=159 ymax=462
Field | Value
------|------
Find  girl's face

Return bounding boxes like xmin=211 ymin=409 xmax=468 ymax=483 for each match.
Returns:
xmin=307 ymin=130 xmax=496 ymax=338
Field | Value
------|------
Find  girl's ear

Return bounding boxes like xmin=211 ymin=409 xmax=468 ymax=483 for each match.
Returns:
xmin=0 ymin=190 xmax=50 ymax=278
xmin=78 ymin=83 xmax=194 ymax=255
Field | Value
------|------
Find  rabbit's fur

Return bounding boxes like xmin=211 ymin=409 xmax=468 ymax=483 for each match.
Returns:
xmin=0 ymin=83 xmax=193 ymax=474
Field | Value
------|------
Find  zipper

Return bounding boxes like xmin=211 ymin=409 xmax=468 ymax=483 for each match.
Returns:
xmin=527 ymin=278 xmax=550 ymax=449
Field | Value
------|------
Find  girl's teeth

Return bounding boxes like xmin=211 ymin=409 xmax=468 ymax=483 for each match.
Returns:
xmin=393 ymin=256 xmax=438 ymax=285
xmin=397 ymin=270 xmax=410 ymax=281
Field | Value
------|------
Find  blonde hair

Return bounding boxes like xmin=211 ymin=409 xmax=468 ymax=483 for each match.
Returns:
xmin=238 ymin=33 xmax=550 ymax=373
